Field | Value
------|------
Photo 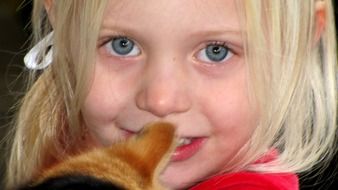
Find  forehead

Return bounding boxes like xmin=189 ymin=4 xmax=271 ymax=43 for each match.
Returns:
xmin=102 ymin=0 xmax=241 ymax=34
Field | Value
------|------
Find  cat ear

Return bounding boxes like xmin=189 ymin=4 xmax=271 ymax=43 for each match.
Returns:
xmin=129 ymin=122 xmax=177 ymax=177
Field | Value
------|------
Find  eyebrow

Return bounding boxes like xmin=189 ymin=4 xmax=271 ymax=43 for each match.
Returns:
xmin=188 ymin=30 xmax=243 ymax=39
xmin=101 ymin=25 xmax=242 ymax=36
xmin=100 ymin=21 xmax=243 ymax=43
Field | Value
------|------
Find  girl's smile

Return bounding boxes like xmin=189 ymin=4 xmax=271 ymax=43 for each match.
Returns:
xmin=81 ymin=0 xmax=258 ymax=189
xmin=171 ymin=137 xmax=206 ymax=162
xmin=120 ymin=125 xmax=207 ymax=162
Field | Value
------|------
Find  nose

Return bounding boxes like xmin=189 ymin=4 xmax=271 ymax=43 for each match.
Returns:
xmin=136 ymin=57 xmax=192 ymax=117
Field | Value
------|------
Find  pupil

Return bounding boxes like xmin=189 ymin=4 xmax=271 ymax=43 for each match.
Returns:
xmin=206 ymin=45 xmax=228 ymax=62
xmin=120 ymin=40 xmax=128 ymax=47
xmin=112 ymin=37 xmax=134 ymax=55
xmin=212 ymin=47 xmax=221 ymax=54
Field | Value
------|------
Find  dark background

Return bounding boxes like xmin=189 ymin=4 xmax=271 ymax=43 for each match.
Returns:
xmin=0 ymin=0 xmax=30 ymax=188
xmin=0 ymin=0 xmax=337 ymax=189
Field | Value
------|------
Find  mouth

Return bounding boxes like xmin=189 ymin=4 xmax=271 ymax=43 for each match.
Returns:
xmin=119 ymin=126 xmax=206 ymax=162
xmin=171 ymin=137 xmax=206 ymax=162
xmin=120 ymin=128 xmax=137 ymax=139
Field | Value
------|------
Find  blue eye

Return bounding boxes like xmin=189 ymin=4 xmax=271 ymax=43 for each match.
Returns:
xmin=197 ymin=43 xmax=233 ymax=63
xmin=105 ymin=37 xmax=140 ymax=57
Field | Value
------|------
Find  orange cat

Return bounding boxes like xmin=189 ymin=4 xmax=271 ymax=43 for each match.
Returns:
xmin=19 ymin=122 xmax=177 ymax=190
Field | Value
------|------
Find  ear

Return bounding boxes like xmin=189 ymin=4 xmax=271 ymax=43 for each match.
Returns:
xmin=314 ymin=0 xmax=326 ymax=43
xmin=128 ymin=122 xmax=177 ymax=178
xmin=44 ymin=0 xmax=55 ymax=27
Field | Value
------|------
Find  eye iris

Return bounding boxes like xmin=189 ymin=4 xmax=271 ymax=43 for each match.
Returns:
xmin=112 ymin=37 xmax=134 ymax=55
xmin=206 ymin=45 xmax=228 ymax=62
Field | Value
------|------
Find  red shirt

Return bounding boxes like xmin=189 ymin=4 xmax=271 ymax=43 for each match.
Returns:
xmin=190 ymin=151 xmax=299 ymax=190
xmin=190 ymin=171 xmax=299 ymax=190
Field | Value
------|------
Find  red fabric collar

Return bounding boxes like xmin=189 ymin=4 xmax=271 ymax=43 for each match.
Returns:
xmin=189 ymin=150 xmax=299 ymax=190
xmin=190 ymin=171 xmax=299 ymax=190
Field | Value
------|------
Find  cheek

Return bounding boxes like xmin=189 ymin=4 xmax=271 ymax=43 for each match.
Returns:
xmin=82 ymin=75 xmax=123 ymax=125
xmin=210 ymin=93 xmax=257 ymax=135
xmin=199 ymin=72 xmax=258 ymax=171
xmin=81 ymin=65 xmax=133 ymax=145
xmin=201 ymin=70 xmax=258 ymax=142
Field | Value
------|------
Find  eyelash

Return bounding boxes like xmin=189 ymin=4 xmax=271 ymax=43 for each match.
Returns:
xmin=100 ymin=35 xmax=125 ymax=47
xmin=209 ymin=41 xmax=227 ymax=47
xmin=196 ymin=41 xmax=235 ymax=64
xmin=101 ymin=35 xmax=141 ymax=57
xmin=100 ymin=36 xmax=235 ymax=63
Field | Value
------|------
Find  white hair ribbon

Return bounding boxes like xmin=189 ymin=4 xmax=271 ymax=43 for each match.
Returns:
xmin=24 ymin=31 xmax=54 ymax=70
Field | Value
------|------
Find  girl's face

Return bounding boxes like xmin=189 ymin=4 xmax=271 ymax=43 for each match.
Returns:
xmin=82 ymin=0 xmax=258 ymax=189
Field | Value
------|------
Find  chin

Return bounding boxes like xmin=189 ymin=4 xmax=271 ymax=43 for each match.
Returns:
xmin=160 ymin=178 xmax=194 ymax=190
xmin=159 ymin=167 xmax=201 ymax=190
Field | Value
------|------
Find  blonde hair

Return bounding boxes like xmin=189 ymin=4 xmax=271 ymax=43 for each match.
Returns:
xmin=5 ymin=0 xmax=108 ymax=188
xmin=4 ymin=0 xmax=337 ymax=189
xmin=235 ymin=0 xmax=337 ymax=173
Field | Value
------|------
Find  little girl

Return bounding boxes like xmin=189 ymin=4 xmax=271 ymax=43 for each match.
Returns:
xmin=5 ymin=0 xmax=337 ymax=189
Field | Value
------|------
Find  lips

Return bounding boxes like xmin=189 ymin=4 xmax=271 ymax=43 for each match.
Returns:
xmin=120 ymin=128 xmax=137 ymax=139
xmin=171 ymin=137 xmax=206 ymax=162
xmin=119 ymin=127 xmax=206 ymax=162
